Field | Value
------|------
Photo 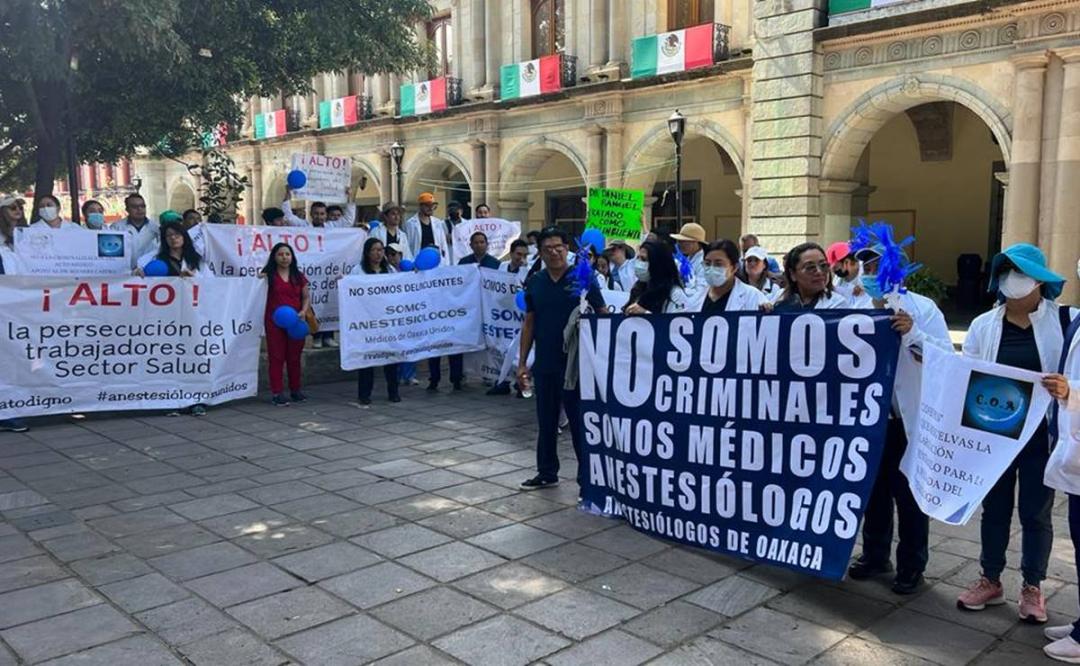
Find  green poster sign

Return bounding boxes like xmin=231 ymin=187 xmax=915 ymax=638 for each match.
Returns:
xmin=586 ymin=188 xmax=644 ymax=243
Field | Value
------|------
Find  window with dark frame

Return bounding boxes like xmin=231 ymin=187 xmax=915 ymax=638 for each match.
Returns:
xmin=531 ymin=0 xmax=565 ymax=58
xmin=667 ymin=0 xmax=715 ymax=31
xmin=427 ymin=14 xmax=453 ymax=79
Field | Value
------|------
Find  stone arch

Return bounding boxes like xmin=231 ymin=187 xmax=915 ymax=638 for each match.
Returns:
xmin=167 ymin=179 xmax=197 ymax=212
xmin=498 ymin=135 xmax=589 ymax=200
xmin=402 ymin=147 xmax=473 ymax=206
xmin=622 ymin=117 xmax=745 ymax=194
xmin=350 ymin=156 xmax=382 ymax=194
xmin=821 ymin=74 xmax=1012 ymax=181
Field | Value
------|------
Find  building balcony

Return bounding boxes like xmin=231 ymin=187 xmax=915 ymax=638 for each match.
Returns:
xmin=498 ymin=53 xmax=578 ymax=102
xmin=631 ymin=22 xmax=731 ymax=80
xmin=826 ymin=0 xmax=1001 ymax=25
xmin=400 ymin=76 xmax=463 ymax=117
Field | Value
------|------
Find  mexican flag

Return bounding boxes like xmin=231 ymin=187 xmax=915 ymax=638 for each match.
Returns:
xmin=400 ymin=78 xmax=447 ymax=117
xmin=829 ymin=0 xmax=905 ymax=14
xmin=254 ymin=110 xmax=286 ymax=139
xmin=319 ymin=96 xmax=358 ymax=129
xmin=500 ymin=55 xmax=561 ymax=101
xmin=631 ymin=24 xmax=714 ymax=79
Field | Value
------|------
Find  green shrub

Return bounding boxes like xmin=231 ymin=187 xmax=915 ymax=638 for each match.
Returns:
xmin=905 ymin=267 xmax=949 ymax=303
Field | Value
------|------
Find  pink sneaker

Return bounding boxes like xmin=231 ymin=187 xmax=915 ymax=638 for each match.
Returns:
xmin=1020 ymin=584 xmax=1048 ymax=624
xmin=957 ymin=576 xmax=1005 ymax=611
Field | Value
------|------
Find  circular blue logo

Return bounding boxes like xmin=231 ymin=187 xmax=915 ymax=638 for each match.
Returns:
xmin=963 ymin=375 xmax=1028 ymax=436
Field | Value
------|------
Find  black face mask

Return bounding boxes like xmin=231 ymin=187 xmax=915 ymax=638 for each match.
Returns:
xmin=834 ymin=268 xmax=849 ymax=279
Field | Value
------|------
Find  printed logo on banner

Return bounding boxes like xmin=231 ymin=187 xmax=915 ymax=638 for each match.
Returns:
xmin=961 ymin=371 xmax=1033 ymax=439
xmin=662 ymin=33 xmax=682 ymax=57
xmin=97 ymin=234 xmax=125 ymax=258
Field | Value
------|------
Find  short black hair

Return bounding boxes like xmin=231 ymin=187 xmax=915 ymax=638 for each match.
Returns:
xmin=470 ymin=231 xmax=488 ymax=243
xmin=705 ymin=239 xmax=740 ymax=267
xmin=81 ymin=199 xmax=103 ymax=215
xmin=262 ymin=207 xmax=285 ymax=224
xmin=326 ymin=205 xmax=343 ymax=215
xmin=537 ymin=227 xmax=568 ymax=246
xmin=526 ymin=230 xmax=540 ymax=241
xmin=447 ymin=201 xmax=462 ymax=211
xmin=510 ymin=239 xmax=528 ymax=253
xmin=182 ymin=209 xmax=199 ymax=219
xmin=124 ymin=193 xmax=145 ymax=207
xmin=310 ymin=202 xmax=327 ymax=211
xmin=475 ymin=203 xmax=490 ymax=211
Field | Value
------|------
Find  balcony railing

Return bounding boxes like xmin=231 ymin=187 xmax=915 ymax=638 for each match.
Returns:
xmin=631 ymin=22 xmax=732 ymax=80
xmin=561 ymin=54 xmax=578 ymax=89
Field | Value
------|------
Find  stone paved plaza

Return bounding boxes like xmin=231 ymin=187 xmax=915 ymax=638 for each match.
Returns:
xmin=0 ymin=381 xmax=1074 ymax=665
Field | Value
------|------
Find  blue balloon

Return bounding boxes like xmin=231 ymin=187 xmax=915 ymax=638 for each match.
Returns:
xmin=581 ymin=228 xmax=606 ymax=252
xmin=286 ymin=319 xmax=310 ymax=340
xmin=143 ymin=259 xmax=169 ymax=277
xmin=368 ymin=220 xmax=380 ymax=230
xmin=515 ymin=291 xmax=527 ymax=311
xmin=286 ymin=169 xmax=307 ymax=189
xmin=272 ymin=305 xmax=300 ymax=329
xmin=399 ymin=259 xmax=415 ymax=272
xmin=415 ymin=247 xmax=441 ymax=271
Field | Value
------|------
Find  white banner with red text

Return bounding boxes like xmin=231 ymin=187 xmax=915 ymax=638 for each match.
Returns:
xmin=201 ymin=224 xmax=366 ymax=331
xmin=0 ymin=277 xmax=266 ymax=418
xmin=338 ymin=265 xmax=484 ymax=370
xmin=450 ymin=218 xmax=521 ymax=262
xmin=464 ymin=267 xmax=526 ymax=384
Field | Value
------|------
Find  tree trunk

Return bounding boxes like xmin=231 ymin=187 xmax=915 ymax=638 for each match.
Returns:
xmin=33 ymin=138 xmax=60 ymax=211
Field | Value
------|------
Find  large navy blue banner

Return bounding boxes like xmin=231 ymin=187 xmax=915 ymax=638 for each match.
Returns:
xmin=578 ymin=311 xmax=900 ymax=580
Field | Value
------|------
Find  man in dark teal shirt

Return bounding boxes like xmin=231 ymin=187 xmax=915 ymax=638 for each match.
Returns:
xmin=458 ymin=231 xmax=501 ymax=269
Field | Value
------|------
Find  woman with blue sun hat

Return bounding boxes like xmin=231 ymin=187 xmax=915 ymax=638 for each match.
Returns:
xmin=956 ymin=242 xmax=1075 ymax=625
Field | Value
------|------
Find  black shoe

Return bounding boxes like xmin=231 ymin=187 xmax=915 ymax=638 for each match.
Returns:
xmin=358 ymin=397 xmax=372 ymax=405
xmin=271 ymin=394 xmax=290 ymax=407
xmin=426 ymin=383 xmax=439 ymax=392
xmin=0 ymin=419 xmax=29 ymax=433
xmin=290 ymin=391 xmax=307 ymax=403
xmin=486 ymin=383 xmax=511 ymax=396
xmin=519 ymin=475 xmax=559 ymax=490
xmin=388 ymin=395 xmax=401 ymax=403
xmin=452 ymin=382 xmax=463 ymax=392
xmin=891 ymin=571 xmax=924 ymax=595
xmin=847 ymin=556 xmax=893 ymax=580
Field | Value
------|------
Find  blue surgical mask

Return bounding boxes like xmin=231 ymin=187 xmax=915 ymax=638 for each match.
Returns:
xmin=86 ymin=212 xmax=105 ymax=229
xmin=861 ymin=275 xmax=885 ymax=300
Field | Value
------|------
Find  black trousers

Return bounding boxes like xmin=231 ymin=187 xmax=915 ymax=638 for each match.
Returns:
xmin=534 ymin=371 xmax=585 ymax=485
xmin=428 ymin=355 xmax=463 ymax=388
xmin=357 ymin=364 xmax=399 ymax=401
xmin=860 ymin=417 xmax=929 ymax=575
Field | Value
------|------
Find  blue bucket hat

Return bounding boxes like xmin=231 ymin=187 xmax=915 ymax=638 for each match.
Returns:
xmin=988 ymin=243 xmax=1065 ymax=300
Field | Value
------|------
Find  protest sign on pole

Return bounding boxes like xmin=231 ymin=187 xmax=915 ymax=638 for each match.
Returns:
xmin=586 ymin=188 xmax=645 ymax=245
xmin=900 ymin=344 xmax=1053 ymax=525
xmin=289 ymin=154 xmax=351 ymax=203
xmin=451 ymin=218 xmax=521 ymax=261
xmin=0 ymin=277 xmax=266 ymax=418
xmin=464 ymin=267 xmax=525 ymax=383
xmin=578 ymin=311 xmax=900 ymax=580
xmin=339 ymin=265 xmax=484 ymax=370
xmin=14 ymin=227 xmax=132 ymax=276
xmin=202 ymin=224 xmax=365 ymax=331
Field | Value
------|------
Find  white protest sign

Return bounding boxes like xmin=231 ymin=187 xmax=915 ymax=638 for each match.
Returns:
xmin=465 ymin=267 xmax=525 ymax=384
xmin=14 ymin=227 xmax=132 ymax=276
xmin=202 ymin=224 xmax=366 ymax=331
xmin=290 ymin=153 xmax=351 ymax=203
xmin=900 ymin=344 xmax=1054 ymax=525
xmin=0 ymin=277 xmax=266 ymax=418
xmin=451 ymin=218 xmax=521 ymax=261
xmin=601 ymin=288 xmax=629 ymax=311
xmin=339 ymin=265 xmax=484 ymax=370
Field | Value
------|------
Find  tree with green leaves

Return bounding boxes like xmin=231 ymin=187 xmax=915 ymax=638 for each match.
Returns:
xmin=0 ymin=0 xmax=432 ymax=215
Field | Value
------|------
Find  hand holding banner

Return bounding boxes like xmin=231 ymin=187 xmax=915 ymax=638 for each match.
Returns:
xmin=289 ymin=154 xmax=351 ymax=203
xmin=465 ymin=267 xmax=526 ymax=384
xmin=14 ymin=227 xmax=132 ymax=276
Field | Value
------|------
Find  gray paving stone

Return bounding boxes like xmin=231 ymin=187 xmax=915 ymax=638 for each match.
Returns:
xmin=178 ymin=627 xmax=289 ymax=666
xmin=0 ymin=533 xmax=42 ymax=563
xmin=227 ymin=586 xmax=353 ymax=640
xmin=378 ymin=493 xmax=465 ymax=520
xmin=713 ymin=607 xmax=847 ymax=665
xmin=185 ymin=563 xmax=302 ymax=608
xmin=169 ymin=494 xmax=259 ymax=521
xmin=71 ymin=552 xmax=154 ymax=586
xmin=371 ymin=586 xmax=499 ymax=640
xmin=239 ymin=481 xmax=321 ymax=505
xmin=273 ymin=542 xmax=382 ymax=582
xmin=197 ymin=506 xmax=293 ymax=539
xmin=115 ymin=522 xmax=219 ymax=559
xmin=88 ymin=507 xmax=187 ymax=539
xmin=236 ymin=523 xmax=337 ymax=558
xmin=275 ymin=614 xmax=414 ymax=664
xmin=0 ymin=578 xmax=101 ymax=628
xmin=1 ymin=604 xmax=139 ymax=664
xmin=124 ymin=473 xmax=204 ymax=495
xmin=398 ymin=469 xmax=475 ymax=491
xmin=433 ymin=614 xmax=569 ymax=666
xmin=38 ymin=634 xmax=184 ymax=666
xmin=110 ymin=491 xmax=194 ymax=513
xmin=0 ymin=555 xmax=68 ymax=593
xmin=467 ymin=523 xmax=566 ymax=559
xmin=41 ymin=531 xmax=119 ymax=562
xmin=149 ymin=541 xmax=256 ymax=581
xmin=418 ymin=506 xmax=515 ymax=539
xmin=99 ymin=572 xmax=190 ymax=612
xmin=858 ymin=608 xmax=998 ymax=666
xmin=516 ymin=588 xmax=640 ymax=640
xmin=522 ymin=542 xmax=631 ymax=583
xmin=271 ymin=493 xmax=363 ymax=521
xmin=580 ymin=524 xmax=670 ymax=560
xmin=812 ymin=636 xmax=939 ymax=666
xmin=306 ymin=469 xmax=381 ymax=492
xmin=434 ymin=480 xmax=516 ymax=505
xmin=903 ymin=582 xmax=1019 ymax=636
xmin=320 ymin=561 xmax=436 ymax=609
xmin=453 ymin=562 xmax=569 ymax=610
xmin=314 ymin=507 xmax=402 ymax=538
xmin=352 ymin=523 xmax=454 ymax=558
xmin=370 ymin=645 xmax=458 ymax=666
xmin=622 ymin=600 xmax=724 ymax=648
xmin=686 ymin=574 xmax=781 ymax=617
xmin=525 ymin=506 xmax=616 ymax=540
xmin=650 ymin=635 xmax=784 ymax=665
xmin=183 ymin=477 xmax=260 ymax=498
xmin=339 ymin=481 xmax=422 ymax=504
xmin=766 ymin=584 xmax=895 ymax=634
xmin=547 ymin=629 xmax=663 ymax=666
xmin=584 ymin=563 xmax=700 ymax=609
xmin=135 ymin=598 xmax=238 ymax=646
xmin=0 ymin=490 xmax=48 ymax=511
xmin=642 ymin=546 xmax=743 ymax=585
xmin=399 ymin=541 xmax=507 ymax=582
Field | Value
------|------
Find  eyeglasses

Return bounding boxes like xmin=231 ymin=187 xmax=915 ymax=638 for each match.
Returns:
xmin=798 ymin=262 xmax=830 ymax=274
xmin=541 ymin=244 xmax=567 ymax=254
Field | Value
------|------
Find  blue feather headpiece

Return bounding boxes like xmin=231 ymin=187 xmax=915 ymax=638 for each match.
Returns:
xmin=572 ymin=237 xmax=594 ymax=300
xmin=848 ymin=220 xmax=920 ymax=296
xmin=673 ymin=246 xmax=693 ymax=285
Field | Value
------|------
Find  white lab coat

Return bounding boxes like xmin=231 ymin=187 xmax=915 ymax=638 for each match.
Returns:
xmin=114 ymin=218 xmax=161 ymax=266
xmin=963 ymin=299 xmax=1071 ymax=375
xmin=613 ymin=258 xmax=636 ymax=291
xmin=370 ymin=225 xmax=414 ymax=260
xmin=695 ymin=278 xmax=770 ymax=312
xmin=403 ymin=214 xmax=450 ymax=261
xmin=280 ymin=200 xmax=312 ymax=227
xmin=29 ymin=219 xmax=82 ymax=232
xmin=1044 ymin=316 xmax=1080 ymax=495
xmin=0 ymin=244 xmax=21 ymax=275
xmin=772 ymin=289 xmax=850 ymax=309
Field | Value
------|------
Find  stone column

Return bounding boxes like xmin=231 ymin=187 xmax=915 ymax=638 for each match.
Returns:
xmin=605 ymin=125 xmax=623 ymax=188
xmin=484 ymin=140 xmax=501 ymax=213
xmin=468 ymin=0 xmax=489 ymax=97
xmin=485 ymin=0 xmax=502 ymax=96
xmin=642 ymin=196 xmax=658 ymax=233
xmin=819 ymin=180 xmax=858 ymax=245
xmin=587 ymin=127 xmax=604 ymax=189
xmin=470 ymin=141 xmax=486 ymax=208
xmin=250 ymin=163 xmax=263 ymax=222
xmin=499 ymin=199 xmax=534 ymax=229
xmin=587 ymin=0 xmax=610 ymax=77
xmin=1049 ymin=48 xmax=1080 ymax=304
xmin=379 ymin=151 xmax=392 ymax=206
xmin=245 ymin=167 xmax=256 ymax=224
xmin=607 ymin=0 xmax=627 ymax=75
xmin=1003 ymin=53 xmax=1048 ymax=248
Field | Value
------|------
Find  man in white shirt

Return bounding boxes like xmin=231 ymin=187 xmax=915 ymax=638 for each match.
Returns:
xmin=671 ymin=222 xmax=707 ymax=285
xmin=403 ymin=192 xmax=450 ymax=261
xmin=115 ymin=193 xmax=160 ymax=262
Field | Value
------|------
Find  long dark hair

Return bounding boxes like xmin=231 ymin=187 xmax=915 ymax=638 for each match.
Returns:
xmin=156 ymin=222 xmax=201 ymax=274
xmin=262 ymin=242 xmax=303 ymax=284
xmin=779 ymin=242 xmax=831 ymax=302
xmin=626 ymin=241 xmax=682 ymax=313
xmin=362 ymin=237 xmax=389 ymax=274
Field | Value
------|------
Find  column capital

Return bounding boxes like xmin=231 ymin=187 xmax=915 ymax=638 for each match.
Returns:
xmin=819 ymin=179 xmax=861 ymax=194
xmin=1055 ymin=46 xmax=1080 ymax=65
xmin=994 ymin=171 xmax=1010 ymax=187
xmin=1012 ymin=51 xmax=1049 ymax=70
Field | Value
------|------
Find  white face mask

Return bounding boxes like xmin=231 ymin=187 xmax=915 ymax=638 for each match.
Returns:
xmin=39 ymin=206 xmax=59 ymax=222
xmin=998 ymin=270 xmax=1039 ymax=300
xmin=703 ymin=266 xmax=730 ymax=288
xmin=633 ymin=261 xmax=650 ymax=282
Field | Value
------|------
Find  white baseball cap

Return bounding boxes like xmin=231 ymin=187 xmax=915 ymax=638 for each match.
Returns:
xmin=744 ymin=246 xmax=770 ymax=262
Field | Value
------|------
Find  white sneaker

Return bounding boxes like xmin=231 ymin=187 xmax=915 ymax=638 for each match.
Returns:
xmin=312 ymin=338 xmax=324 ymax=349
xmin=1045 ymin=636 xmax=1080 ymax=663
xmin=325 ymin=338 xmax=339 ymax=348
xmin=1047 ymin=626 xmax=1075 ymax=641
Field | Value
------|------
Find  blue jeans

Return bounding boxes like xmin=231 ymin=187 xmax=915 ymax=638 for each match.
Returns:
xmin=398 ymin=362 xmax=416 ymax=382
